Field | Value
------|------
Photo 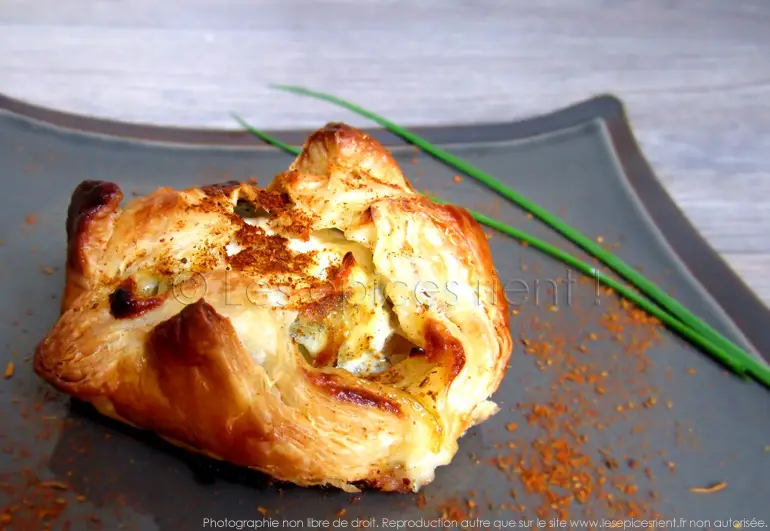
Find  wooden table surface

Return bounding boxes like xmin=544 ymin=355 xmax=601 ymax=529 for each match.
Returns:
xmin=2 ymin=0 xmax=769 ymax=303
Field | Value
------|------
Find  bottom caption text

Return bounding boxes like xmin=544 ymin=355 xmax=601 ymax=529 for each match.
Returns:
xmin=203 ymin=517 xmax=768 ymax=529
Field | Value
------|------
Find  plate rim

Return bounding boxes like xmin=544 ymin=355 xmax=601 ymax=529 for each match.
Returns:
xmin=2 ymin=92 xmax=767 ymax=363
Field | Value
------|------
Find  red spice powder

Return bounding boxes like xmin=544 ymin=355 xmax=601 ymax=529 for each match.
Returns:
xmin=438 ymin=498 xmax=468 ymax=523
xmin=228 ymin=225 xmax=316 ymax=276
xmin=415 ymin=493 xmax=426 ymax=509
xmin=478 ymin=288 xmax=668 ymax=521
xmin=0 ymin=470 xmax=71 ymax=528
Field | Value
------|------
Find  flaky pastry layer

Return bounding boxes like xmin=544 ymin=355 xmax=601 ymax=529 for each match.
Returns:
xmin=34 ymin=124 xmax=512 ymax=492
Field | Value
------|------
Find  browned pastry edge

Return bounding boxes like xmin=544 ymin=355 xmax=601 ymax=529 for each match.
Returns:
xmin=63 ymin=180 xmax=123 ymax=314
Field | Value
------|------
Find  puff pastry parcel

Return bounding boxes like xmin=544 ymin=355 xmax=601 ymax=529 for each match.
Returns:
xmin=34 ymin=124 xmax=512 ymax=492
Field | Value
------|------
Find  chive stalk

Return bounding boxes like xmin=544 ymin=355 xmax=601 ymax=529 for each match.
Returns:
xmin=232 ymin=114 xmax=298 ymax=154
xmin=232 ymin=104 xmax=770 ymax=388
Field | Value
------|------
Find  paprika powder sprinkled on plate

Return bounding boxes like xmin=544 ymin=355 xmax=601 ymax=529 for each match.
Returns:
xmin=438 ymin=498 xmax=468 ymax=523
xmin=0 ymin=470 xmax=71 ymax=529
xmin=478 ymin=287 xmax=669 ymax=521
xmin=416 ymin=493 xmax=426 ymax=509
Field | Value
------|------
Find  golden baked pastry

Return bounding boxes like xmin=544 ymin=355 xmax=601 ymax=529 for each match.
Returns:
xmin=34 ymin=124 xmax=512 ymax=492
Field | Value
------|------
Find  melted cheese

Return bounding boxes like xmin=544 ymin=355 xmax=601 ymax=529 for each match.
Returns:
xmin=234 ymin=216 xmax=398 ymax=377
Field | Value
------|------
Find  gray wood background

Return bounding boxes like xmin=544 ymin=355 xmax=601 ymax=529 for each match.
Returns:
xmin=1 ymin=0 xmax=768 ymax=303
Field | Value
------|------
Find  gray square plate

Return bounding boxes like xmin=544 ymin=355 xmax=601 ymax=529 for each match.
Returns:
xmin=1 ymin=94 xmax=768 ymax=529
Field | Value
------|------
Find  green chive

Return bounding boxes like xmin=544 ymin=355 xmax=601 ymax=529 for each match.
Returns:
xmin=232 ymin=114 xmax=298 ymax=154
xmin=233 ymin=106 xmax=770 ymax=389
